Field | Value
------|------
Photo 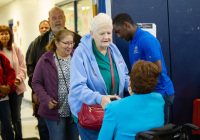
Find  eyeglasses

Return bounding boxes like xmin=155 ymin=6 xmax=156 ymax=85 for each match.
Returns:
xmin=60 ymin=41 xmax=75 ymax=46
xmin=52 ymin=16 xmax=64 ymax=21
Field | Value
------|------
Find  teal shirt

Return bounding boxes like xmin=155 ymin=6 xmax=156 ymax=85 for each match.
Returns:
xmin=92 ymin=40 xmax=119 ymax=95
xmin=98 ymin=92 xmax=165 ymax=140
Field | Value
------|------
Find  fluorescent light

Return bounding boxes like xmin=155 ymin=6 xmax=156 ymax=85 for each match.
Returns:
xmin=67 ymin=7 xmax=74 ymax=10
xmin=82 ymin=7 xmax=90 ymax=10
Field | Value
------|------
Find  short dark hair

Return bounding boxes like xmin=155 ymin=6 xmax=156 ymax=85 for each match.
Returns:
xmin=113 ymin=13 xmax=135 ymax=26
xmin=39 ymin=20 xmax=49 ymax=30
xmin=129 ymin=60 xmax=159 ymax=94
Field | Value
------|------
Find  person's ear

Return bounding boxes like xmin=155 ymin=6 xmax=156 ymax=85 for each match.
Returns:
xmin=90 ymin=31 xmax=94 ymax=38
xmin=64 ymin=15 xmax=66 ymax=22
xmin=128 ymin=80 xmax=134 ymax=95
xmin=124 ymin=21 xmax=131 ymax=29
xmin=55 ymin=40 xmax=58 ymax=46
xmin=129 ymin=80 xmax=131 ymax=87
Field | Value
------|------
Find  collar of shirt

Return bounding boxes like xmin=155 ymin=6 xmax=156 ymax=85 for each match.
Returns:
xmin=130 ymin=26 xmax=141 ymax=44
xmin=49 ymin=31 xmax=55 ymax=43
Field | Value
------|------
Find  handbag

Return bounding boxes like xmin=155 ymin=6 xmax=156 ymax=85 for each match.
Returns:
xmin=78 ymin=103 xmax=105 ymax=130
xmin=78 ymin=48 xmax=115 ymax=130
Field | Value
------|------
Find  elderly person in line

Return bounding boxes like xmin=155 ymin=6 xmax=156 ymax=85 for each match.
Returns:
xmin=32 ymin=29 xmax=79 ymax=140
xmin=68 ymin=13 xmax=130 ymax=140
xmin=98 ymin=60 xmax=165 ymax=140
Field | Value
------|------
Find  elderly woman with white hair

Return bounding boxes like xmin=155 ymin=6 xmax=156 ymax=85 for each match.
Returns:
xmin=68 ymin=13 xmax=130 ymax=139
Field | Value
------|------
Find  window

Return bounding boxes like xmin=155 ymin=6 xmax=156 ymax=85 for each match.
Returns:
xmin=61 ymin=2 xmax=75 ymax=32
xmin=59 ymin=0 xmax=95 ymax=35
xmin=77 ymin=0 xmax=93 ymax=36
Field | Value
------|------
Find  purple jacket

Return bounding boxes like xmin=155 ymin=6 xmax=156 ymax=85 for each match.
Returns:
xmin=31 ymin=51 xmax=73 ymax=121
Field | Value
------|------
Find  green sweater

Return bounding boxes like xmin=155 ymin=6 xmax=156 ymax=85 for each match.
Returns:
xmin=92 ymin=40 xmax=119 ymax=95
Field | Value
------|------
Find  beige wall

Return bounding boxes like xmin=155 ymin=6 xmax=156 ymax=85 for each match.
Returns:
xmin=0 ymin=0 xmax=110 ymax=101
xmin=0 ymin=0 xmax=65 ymax=101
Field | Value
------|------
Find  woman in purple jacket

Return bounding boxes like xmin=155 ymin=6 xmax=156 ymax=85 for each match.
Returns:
xmin=31 ymin=29 xmax=79 ymax=140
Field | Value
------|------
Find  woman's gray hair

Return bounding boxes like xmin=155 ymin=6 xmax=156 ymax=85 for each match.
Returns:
xmin=90 ymin=13 xmax=113 ymax=32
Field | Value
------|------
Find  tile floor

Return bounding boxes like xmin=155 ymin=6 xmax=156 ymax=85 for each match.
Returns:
xmin=21 ymin=99 xmax=39 ymax=139
xmin=21 ymin=99 xmax=81 ymax=140
xmin=1 ymin=98 xmax=81 ymax=140
xmin=0 ymin=99 xmax=39 ymax=140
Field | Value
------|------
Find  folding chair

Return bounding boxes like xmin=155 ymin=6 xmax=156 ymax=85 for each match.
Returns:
xmin=135 ymin=123 xmax=199 ymax=140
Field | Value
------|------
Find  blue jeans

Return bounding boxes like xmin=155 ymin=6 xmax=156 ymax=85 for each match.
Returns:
xmin=37 ymin=116 xmax=49 ymax=140
xmin=44 ymin=117 xmax=79 ymax=140
xmin=77 ymin=123 xmax=99 ymax=140
xmin=164 ymin=93 xmax=175 ymax=125
xmin=9 ymin=92 xmax=23 ymax=140
xmin=0 ymin=100 xmax=14 ymax=140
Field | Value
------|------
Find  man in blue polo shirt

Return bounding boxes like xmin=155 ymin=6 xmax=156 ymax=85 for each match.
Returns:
xmin=113 ymin=13 xmax=175 ymax=124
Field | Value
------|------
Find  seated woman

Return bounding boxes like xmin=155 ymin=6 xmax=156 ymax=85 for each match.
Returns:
xmin=98 ymin=60 xmax=165 ymax=140
xmin=68 ymin=13 xmax=130 ymax=139
xmin=32 ymin=29 xmax=79 ymax=140
xmin=0 ymin=52 xmax=15 ymax=140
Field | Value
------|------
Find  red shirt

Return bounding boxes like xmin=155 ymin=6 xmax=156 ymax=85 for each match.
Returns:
xmin=0 ymin=52 xmax=16 ymax=98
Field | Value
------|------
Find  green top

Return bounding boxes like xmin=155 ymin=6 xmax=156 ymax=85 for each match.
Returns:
xmin=92 ymin=40 xmax=119 ymax=95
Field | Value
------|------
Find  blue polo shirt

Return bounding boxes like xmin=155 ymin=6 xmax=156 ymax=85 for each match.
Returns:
xmin=129 ymin=27 xmax=174 ymax=97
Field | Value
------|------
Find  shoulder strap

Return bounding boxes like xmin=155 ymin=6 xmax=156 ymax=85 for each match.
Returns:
xmin=0 ymin=55 xmax=5 ymax=73
xmin=108 ymin=48 xmax=115 ymax=95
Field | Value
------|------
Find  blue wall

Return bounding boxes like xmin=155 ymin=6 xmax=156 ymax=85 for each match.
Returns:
xmin=168 ymin=0 xmax=200 ymax=125
xmin=107 ymin=0 xmax=200 ymax=126
xmin=97 ymin=0 xmax=106 ymax=13
xmin=112 ymin=0 xmax=171 ymax=76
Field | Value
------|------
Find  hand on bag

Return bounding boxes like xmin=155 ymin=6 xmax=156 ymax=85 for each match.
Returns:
xmin=33 ymin=93 xmax=40 ymax=106
xmin=48 ymin=100 xmax=58 ymax=110
xmin=108 ymin=94 xmax=121 ymax=101
xmin=101 ymin=95 xmax=113 ymax=109
xmin=0 ymin=85 xmax=10 ymax=97
xmin=116 ymin=96 xmax=121 ymax=100
xmin=113 ymin=94 xmax=121 ymax=100
xmin=15 ymin=79 xmax=20 ymax=87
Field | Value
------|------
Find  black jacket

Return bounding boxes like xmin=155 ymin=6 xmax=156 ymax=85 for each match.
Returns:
xmin=27 ymin=28 xmax=81 ymax=89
